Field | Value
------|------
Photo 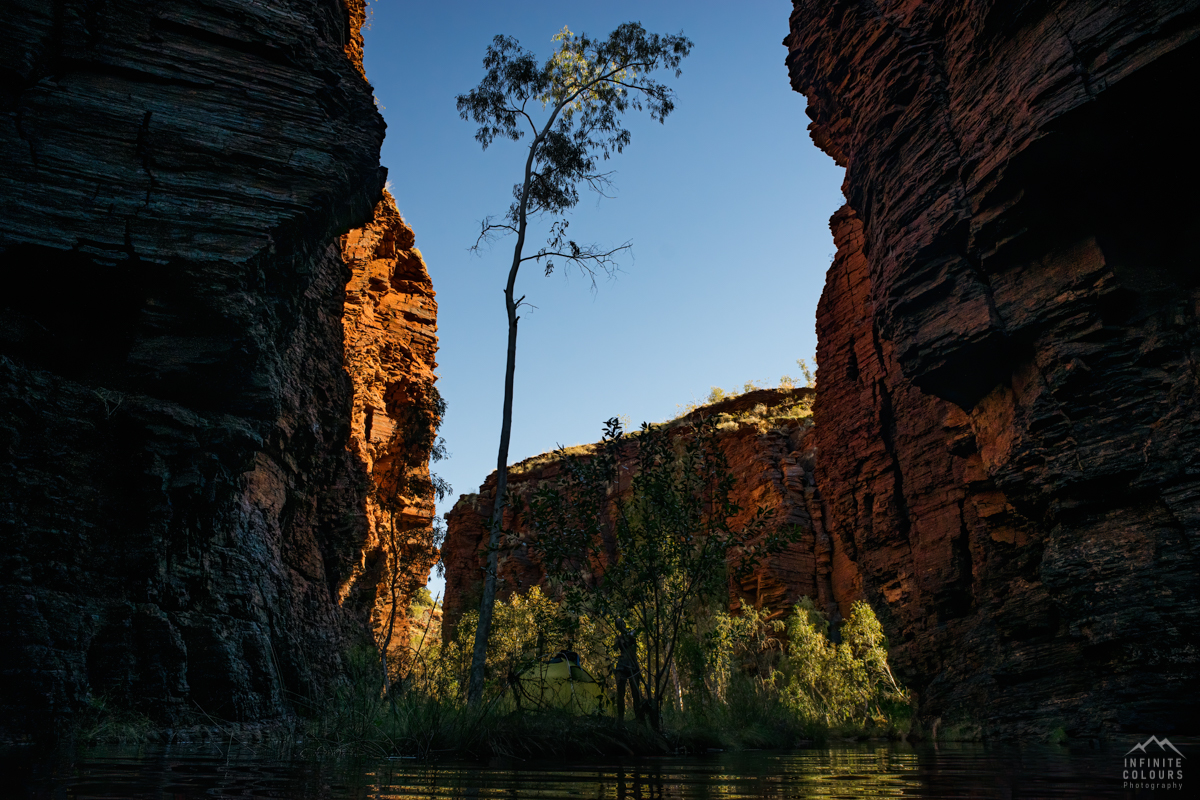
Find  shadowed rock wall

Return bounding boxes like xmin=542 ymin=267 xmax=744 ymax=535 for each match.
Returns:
xmin=0 ymin=0 xmax=438 ymax=737
xmin=787 ymin=0 xmax=1200 ymax=736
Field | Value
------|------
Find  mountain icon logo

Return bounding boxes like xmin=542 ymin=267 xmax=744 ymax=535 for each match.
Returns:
xmin=1125 ymin=736 xmax=1186 ymax=758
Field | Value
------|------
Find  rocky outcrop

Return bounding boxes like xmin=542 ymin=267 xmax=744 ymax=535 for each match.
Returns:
xmin=339 ymin=191 xmax=440 ymax=676
xmin=441 ymin=390 xmax=832 ymax=641
xmin=0 ymin=0 xmax=433 ymax=738
xmin=788 ymin=0 xmax=1200 ymax=736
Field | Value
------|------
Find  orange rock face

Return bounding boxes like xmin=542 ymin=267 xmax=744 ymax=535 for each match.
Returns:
xmin=342 ymin=0 xmax=367 ymax=78
xmin=441 ymin=390 xmax=837 ymax=641
xmin=339 ymin=192 xmax=440 ymax=675
xmin=788 ymin=0 xmax=1200 ymax=735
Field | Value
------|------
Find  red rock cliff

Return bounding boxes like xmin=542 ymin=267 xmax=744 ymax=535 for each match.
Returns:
xmin=441 ymin=390 xmax=836 ymax=641
xmin=0 ymin=0 xmax=437 ymax=737
xmin=788 ymin=0 xmax=1200 ymax=736
xmin=339 ymin=191 xmax=440 ymax=676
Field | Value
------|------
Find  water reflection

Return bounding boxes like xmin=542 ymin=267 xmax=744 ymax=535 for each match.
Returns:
xmin=10 ymin=738 xmax=1193 ymax=799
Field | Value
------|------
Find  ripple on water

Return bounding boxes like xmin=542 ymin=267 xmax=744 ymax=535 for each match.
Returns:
xmin=9 ymin=738 xmax=1195 ymax=799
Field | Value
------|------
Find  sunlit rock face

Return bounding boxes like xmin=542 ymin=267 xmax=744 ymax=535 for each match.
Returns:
xmin=788 ymin=0 xmax=1200 ymax=736
xmin=440 ymin=389 xmax=833 ymax=642
xmin=0 ymin=0 xmax=412 ymax=736
xmin=339 ymin=191 xmax=441 ymax=680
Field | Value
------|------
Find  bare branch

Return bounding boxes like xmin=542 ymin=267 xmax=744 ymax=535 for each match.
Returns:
xmin=519 ymin=243 xmax=631 ymax=266
xmin=518 ymin=97 xmax=538 ymax=137
xmin=523 ymin=238 xmax=632 ymax=289
xmin=584 ymin=171 xmax=618 ymax=199
xmin=607 ymin=77 xmax=666 ymax=94
xmin=468 ymin=216 xmax=519 ymax=254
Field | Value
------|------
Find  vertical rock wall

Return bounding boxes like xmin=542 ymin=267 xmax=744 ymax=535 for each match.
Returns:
xmin=0 ymin=0 xmax=437 ymax=737
xmin=339 ymin=191 xmax=440 ymax=676
xmin=788 ymin=0 xmax=1200 ymax=736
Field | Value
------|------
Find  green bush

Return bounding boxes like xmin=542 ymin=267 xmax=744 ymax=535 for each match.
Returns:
xmin=780 ymin=598 xmax=911 ymax=735
xmin=305 ymin=592 xmax=912 ymax=756
xmin=452 ymin=587 xmax=576 ymax=697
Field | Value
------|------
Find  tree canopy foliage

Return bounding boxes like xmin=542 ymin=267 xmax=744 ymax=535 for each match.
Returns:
xmin=525 ymin=417 xmax=798 ymax=730
xmin=458 ymin=23 xmax=692 ymax=257
xmin=781 ymin=599 xmax=910 ymax=730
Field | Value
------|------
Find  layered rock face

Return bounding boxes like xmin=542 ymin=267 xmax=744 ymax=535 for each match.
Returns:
xmin=339 ymin=191 xmax=440 ymax=675
xmin=788 ymin=0 xmax=1200 ymax=735
xmin=441 ymin=390 xmax=833 ymax=640
xmin=0 ymin=0 xmax=437 ymax=737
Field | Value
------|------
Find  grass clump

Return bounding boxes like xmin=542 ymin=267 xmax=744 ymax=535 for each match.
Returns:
xmin=299 ymin=646 xmax=481 ymax=759
xmin=510 ymin=442 xmax=598 ymax=476
xmin=675 ymin=359 xmax=815 ymax=419
xmin=76 ymin=694 xmax=155 ymax=744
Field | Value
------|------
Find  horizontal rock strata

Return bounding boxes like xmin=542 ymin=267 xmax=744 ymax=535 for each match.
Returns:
xmin=787 ymin=0 xmax=1200 ymax=736
xmin=0 ymin=0 xmax=430 ymax=738
xmin=339 ymin=190 xmax=440 ymax=677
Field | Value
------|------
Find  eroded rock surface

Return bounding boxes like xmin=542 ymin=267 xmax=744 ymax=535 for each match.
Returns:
xmin=0 ymin=0 xmax=432 ymax=737
xmin=339 ymin=191 xmax=440 ymax=676
xmin=788 ymin=0 xmax=1200 ymax=736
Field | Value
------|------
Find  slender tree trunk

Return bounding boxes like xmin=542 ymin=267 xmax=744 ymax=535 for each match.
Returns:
xmin=465 ymin=291 xmax=519 ymax=705
xmin=670 ymin=659 xmax=683 ymax=713
xmin=466 ymin=135 xmax=539 ymax=706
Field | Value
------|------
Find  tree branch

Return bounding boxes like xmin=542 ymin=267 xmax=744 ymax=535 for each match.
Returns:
xmin=469 ymin=217 xmax=520 ymax=253
xmin=518 ymin=243 xmax=630 ymax=265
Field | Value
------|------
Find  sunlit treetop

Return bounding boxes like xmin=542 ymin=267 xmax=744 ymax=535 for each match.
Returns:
xmin=457 ymin=22 xmax=693 ymax=226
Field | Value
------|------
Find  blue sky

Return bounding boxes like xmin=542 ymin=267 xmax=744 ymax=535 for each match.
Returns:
xmin=361 ymin=2 xmax=845 ymax=596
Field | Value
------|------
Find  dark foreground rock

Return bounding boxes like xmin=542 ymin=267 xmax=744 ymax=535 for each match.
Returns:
xmin=0 ymin=0 xmax=439 ymax=739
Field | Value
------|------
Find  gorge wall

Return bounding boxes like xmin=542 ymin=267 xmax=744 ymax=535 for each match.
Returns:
xmin=440 ymin=390 xmax=837 ymax=641
xmin=788 ymin=0 xmax=1200 ymax=736
xmin=0 ymin=0 xmax=438 ymax=738
xmin=339 ymin=191 xmax=440 ymax=676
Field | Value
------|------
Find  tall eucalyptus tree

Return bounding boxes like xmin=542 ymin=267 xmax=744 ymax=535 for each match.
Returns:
xmin=456 ymin=22 xmax=692 ymax=706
